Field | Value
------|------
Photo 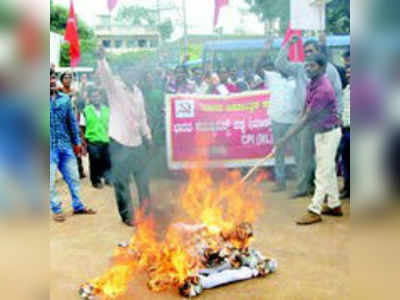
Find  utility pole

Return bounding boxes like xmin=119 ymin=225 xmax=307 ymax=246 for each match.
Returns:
xmin=182 ymin=0 xmax=188 ymax=59
xmin=157 ymin=0 xmax=162 ymax=48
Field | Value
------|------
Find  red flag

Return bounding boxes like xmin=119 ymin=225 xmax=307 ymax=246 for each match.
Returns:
xmin=107 ymin=0 xmax=119 ymax=12
xmin=214 ymin=0 xmax=229 ymax=28
xmin=64 ymin=0 xmax=80 ymax=67
xmin=282 ymin=25 xmax=304 ymax=62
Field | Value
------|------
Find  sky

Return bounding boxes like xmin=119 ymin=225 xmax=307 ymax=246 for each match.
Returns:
xmin=53 ymin=0 xmax=265 ymax=39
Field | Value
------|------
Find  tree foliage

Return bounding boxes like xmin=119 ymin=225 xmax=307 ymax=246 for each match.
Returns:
xmin=116 ymin=5 xmax=156 ymax=26
xmin=50 ymin=4 xmax=97 ymax=67
xmin=244 ymin=0 xmax=290 ymax=34
xmin=50 ymin=4 xmax=94 ymax=39
xmin=158 ymin=19 xmax=174 ymax=41
xmin=107 ymin=50 xmax=159 ymax=72
xmin=244 ymin=0 xmax=350 ymax=34
xmin=326 ymin=0 xmax=350 ymax=33
xmin=116 ymin=5 xmax=174 ymax=40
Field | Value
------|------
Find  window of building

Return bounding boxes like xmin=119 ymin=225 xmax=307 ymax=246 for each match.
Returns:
xmin=138 ymin=39 xmax=147 ymax=48
xmin=127 ymin=40 xmax=137 ymax=48
xmin=102 ymin=40 xmax=111 ymax=48
xmin=115 ymin=40 xmax=123 ymax=48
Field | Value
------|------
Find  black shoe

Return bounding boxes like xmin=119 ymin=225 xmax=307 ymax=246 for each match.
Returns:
xmin=290 ymin=191 xmax=308 ymax=199
xmin=93 ymin=182 xmax=104 ymax=189
xmin=340 ymin=189 xmax=350 ymax=199
xmin=122 ymin=220 xmax=134 ymax=227
xmin=271 ymin=183 xmax=287 ymax=193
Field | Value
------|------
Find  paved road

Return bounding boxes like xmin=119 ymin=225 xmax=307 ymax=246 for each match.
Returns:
xmin=50 ymin=169 xmax=349 ymax=300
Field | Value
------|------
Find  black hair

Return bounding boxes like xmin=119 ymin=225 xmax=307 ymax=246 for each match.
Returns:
xmin=303 ymin=39 xmax=320 ymax=52
xmin=50 ymin=68 xmax=55 ymax=77
xmin=306 ymin=52 xmax=327 ymax=68
xmin=60 ymin=72 xmax=72 ymax=82
xmin=343 ymin=49 xmax=350 ymax=58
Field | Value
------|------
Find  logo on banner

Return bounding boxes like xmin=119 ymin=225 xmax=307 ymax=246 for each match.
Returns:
xmin=175 ymin=100 xmax=195 ymax=118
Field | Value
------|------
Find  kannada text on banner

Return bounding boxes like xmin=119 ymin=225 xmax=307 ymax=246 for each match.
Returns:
xmin=166 ymin=91 xmax=283 ymax=169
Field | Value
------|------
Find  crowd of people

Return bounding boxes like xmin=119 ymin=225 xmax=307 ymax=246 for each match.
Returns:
xmin=50 ymin=35 xmax=350 ymax=226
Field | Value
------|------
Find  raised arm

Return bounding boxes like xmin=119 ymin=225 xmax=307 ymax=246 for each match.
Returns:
xmin=274 ymin=36 xmax=303 ymax=78
xmin=96 ymin=46 xmax=118 ymax=101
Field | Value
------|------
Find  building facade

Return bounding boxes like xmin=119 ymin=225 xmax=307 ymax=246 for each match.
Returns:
xmin=95 ymin=14 xmax=159 ymax=54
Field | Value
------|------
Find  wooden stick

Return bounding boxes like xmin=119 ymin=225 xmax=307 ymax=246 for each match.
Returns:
xmin=240 ymin=149 xmax=275 ymax=184
xmin=212 ymin=149 xmax=275 ymax=208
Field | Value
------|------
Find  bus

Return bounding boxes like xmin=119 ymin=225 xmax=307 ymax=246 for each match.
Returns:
xmin=202 ymin=35 xmax=350 ymax=70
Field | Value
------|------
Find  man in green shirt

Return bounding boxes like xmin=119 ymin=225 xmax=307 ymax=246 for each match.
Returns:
xmin=84 ymin=87 xmax=111 ymax=188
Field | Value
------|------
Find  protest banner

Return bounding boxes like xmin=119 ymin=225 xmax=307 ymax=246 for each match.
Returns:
xmin=165 ymin=91 xmax=293 ymax=169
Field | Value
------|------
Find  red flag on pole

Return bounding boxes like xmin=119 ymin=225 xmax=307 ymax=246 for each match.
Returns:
xmin=214 ymin=0 xmax=229 ymax=28
xmin=282 ymin=25 xmax=304 ymax=62
xmin=64 ymin=0 xmax=80 ymax=67
xmin=107 ymin=0 xmax=119 ymax=12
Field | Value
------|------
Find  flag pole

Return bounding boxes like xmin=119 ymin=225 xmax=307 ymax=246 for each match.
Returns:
xmin=182 ymin=0 xmax=188 ymax=60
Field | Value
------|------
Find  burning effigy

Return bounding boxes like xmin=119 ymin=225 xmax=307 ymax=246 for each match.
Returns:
xmin=79 ymin=167 xmax=277 ymax=299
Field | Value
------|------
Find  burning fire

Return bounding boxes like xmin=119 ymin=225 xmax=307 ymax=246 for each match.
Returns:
xmin=80 ymin=166 xmax=265 ymax=299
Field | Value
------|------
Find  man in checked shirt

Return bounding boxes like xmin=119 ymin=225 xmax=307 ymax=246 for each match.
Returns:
xmin=50 ymin=69 xmax=96 ymax=222
xmin=96 ymin=47 xmax=153 ymax=227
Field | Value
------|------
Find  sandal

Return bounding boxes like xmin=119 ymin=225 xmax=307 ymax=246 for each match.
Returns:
xmin=53 ymin=212 xmax=66 ymax=222
xmin=73 ymin=207 xmax=97 ymax=215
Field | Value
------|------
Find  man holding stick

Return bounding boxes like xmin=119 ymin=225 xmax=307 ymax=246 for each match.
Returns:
xmin=275 ymin=34 xmax=343 ymax=198
xmin=274 ymin=53 xmax=343 ymax=225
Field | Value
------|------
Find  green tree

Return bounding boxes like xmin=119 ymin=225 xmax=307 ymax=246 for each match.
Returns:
xmin=326 ymin=0 xmax=350 ymax=33
xmin=107 ymin=50 xmax=159 ymax=71
xmin=244 ymin=0 xmax=350 ymax=34
xmin=50 ymin=4 xmax=95 ymax=39
xmin=244 ymin=0 xmax=290 ymax=34
xmin=116 ymin=5 xmax=174 ymax=40
xmin=116 ymin=5 xmax=156 ymax=26
xmin=158 ymin=19 xmax=174 ymax=41
xmin=50 ymin=4 xmax=97 ymax=67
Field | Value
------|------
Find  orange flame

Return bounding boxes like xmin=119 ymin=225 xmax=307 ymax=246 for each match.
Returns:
xmin=87 ymin=162 xmax=264 ymax=298
xmin=181 ymin=167 xmax=263 ymax=234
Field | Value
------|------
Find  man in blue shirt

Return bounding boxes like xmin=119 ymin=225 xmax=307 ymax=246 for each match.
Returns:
xmin=50 ymin=69 xmax=96 ymax=222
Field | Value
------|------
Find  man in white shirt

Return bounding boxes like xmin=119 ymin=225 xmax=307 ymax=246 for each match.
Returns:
xmin=96 ymin=47 xmax=153 ymax=227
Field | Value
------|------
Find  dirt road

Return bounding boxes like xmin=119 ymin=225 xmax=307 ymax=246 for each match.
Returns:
xmin=50 ymin=171 xmax=349 ymax=300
